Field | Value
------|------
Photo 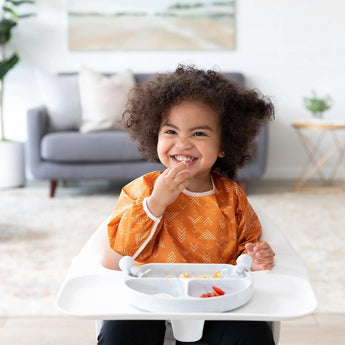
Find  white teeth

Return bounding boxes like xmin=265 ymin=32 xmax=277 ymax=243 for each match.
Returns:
xmin=174 ymin=155 xmax=194 ymax=162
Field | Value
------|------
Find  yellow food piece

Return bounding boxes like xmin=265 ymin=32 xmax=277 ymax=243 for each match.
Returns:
xmin=213 ymin=270 xmax=223 ymax=278
xmin=179 ymin=272 xmax=190 ymax=278
xmin=166 ymin=271 xmax=224 ymax=278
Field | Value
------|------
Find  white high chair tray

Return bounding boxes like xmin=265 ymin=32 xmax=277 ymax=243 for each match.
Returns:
xmin=56 ymin=266 xmax=317 ymax=321
xmin=56 ymin=205 xmax=317 ymax=323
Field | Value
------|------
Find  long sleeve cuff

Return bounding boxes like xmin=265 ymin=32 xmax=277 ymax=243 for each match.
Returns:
xmin=131 ymin=198 xmax=162 ymax=260
xmin=143 ymin=197 xmax=162 ymax=222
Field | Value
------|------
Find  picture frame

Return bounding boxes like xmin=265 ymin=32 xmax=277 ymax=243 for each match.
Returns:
xmin=68 ymin=0 xmax=236 ymax=51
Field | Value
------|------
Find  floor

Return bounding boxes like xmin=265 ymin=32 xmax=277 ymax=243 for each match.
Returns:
xmin=1 ymin=179 xmax=344 ymax=344
xmin=0 ymin=313 xmax=344 ymax=344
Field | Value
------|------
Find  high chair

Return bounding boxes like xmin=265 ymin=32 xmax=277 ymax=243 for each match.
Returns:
xmin=56 ymin=201 xmax=317 ymax=345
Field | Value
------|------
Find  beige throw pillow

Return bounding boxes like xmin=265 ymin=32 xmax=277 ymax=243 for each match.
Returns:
xmin=79 ymin=67 xmax=136 ymax=133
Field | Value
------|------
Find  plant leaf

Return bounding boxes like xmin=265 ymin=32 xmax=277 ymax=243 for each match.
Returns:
xmin=18 ymin=13 xmax=36 ymax=18
xmin=0 ymin=19 xmax=17 ymax=32
xmin=0 ymin=19 xmax=17 ymax=44
xmin=0 ymin=54 xmax=19 ymax=79
xmin=2 ymin=7 xmax=19 ymax=19
xmin=6 ymin=0 xmax=35 ymax=6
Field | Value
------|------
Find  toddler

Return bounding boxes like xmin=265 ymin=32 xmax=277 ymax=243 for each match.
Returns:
xmin=98 ymin=65 xmax=275 ymax=345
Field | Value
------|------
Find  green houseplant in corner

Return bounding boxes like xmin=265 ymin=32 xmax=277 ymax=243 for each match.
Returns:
xmin=0 ymin=0 xmax=34 ymax=188
xmin=303 ymin=90 xmax=332 ymax=119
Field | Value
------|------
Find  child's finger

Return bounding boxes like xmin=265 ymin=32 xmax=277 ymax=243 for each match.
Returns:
xmin=252 ymin=256 xmax=275 ymax=271
xmin=254 ymin=248 xmax=275 ymax=259
xmin=176 ymin=179 xmax=191 ymax=192
xmin=253 ymin=241 xmax=275 ymax=256
xmin=173 ymin=170 xmax=191 ymax=184
xmin=175 ymin=172 xmax=192 ymax=191
xmin=166 ymin=162 xmax=188 ymax=176
xmin=244 ymin=243 xmax=255 ymax=253
xmin=254 ymin=255 xmax=274 ymax=264
xmin=161 ymin=163 xmax=188 ymax=185
xmin=253 ymin=241 xmax=269 ymax=251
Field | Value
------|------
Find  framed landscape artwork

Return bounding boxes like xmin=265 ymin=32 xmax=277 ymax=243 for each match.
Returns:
xmin=68 ymin=0 xmax=236 ymax=51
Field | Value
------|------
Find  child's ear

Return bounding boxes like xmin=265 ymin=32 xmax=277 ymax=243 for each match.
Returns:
xmin=218 ymin=150 xmax=225 ymax=158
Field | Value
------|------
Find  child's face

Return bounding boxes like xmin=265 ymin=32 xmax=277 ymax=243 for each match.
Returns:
xmin=157 ymin=100 xmax=224 ymax=186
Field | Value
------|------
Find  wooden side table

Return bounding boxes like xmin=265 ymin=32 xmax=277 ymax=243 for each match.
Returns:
xmin=292 ymin=120 xmax=345 ymax=192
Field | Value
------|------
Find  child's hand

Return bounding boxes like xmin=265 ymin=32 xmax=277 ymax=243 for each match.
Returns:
xmin=245 ymin=241 xmax=275 ymax=271
xmin=147 ymin=162 xmax=191 ymax=217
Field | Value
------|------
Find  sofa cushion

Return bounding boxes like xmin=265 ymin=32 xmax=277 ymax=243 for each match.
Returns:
xmin=35 ymin=70 xmax=81 ymax=131
xmin=223 ymin=72 xmax=245 ymax=88
xmin=41 ymin=131 xmax=143 ymax=163
xmin=134 ymin=73 xmax=156 ymax=84
xmin=79 ymin=68 xmax=136 ymax=133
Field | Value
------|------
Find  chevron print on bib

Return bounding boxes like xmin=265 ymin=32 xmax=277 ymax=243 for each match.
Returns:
xmin=108 ymin=171 xmax=262 ymax=265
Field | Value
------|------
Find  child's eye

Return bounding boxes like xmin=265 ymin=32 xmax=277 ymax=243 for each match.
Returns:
xmin=193 ymin=131 xmax=206 ymax=137
xmin=165 ymin=129 xmax=177 ymax=135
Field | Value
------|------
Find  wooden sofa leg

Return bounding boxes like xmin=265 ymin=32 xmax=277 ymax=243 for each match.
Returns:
xmin=50 ymin=180 xmax=58 ymax=198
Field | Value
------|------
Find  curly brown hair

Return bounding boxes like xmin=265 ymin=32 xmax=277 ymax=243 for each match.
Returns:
xmin=123 ymin=65 xmax=274 ymax=179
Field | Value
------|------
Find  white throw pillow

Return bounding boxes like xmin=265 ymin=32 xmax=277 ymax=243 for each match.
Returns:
xmin=35 ymin=70 xmax=81 ymax=131
xmin=78 ymin=67 xmax=136 ymax=133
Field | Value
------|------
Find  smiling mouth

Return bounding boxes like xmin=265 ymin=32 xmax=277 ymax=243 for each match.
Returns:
xmin=172 ymin=155 xmax=197 ymax=163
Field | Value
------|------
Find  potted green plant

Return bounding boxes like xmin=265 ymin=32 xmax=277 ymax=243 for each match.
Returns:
xmin=0 ymin=0 xmax=34 ymax=188
xmin=303 ymin=90 xmax=332 ymax=119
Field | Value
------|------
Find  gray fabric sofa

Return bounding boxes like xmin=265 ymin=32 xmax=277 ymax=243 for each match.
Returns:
xmin=27 ymin=72 xmax=268 ymax=197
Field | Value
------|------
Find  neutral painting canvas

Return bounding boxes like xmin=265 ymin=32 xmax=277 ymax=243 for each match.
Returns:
xmin=68 ymin=0 xmax=236 ymax=51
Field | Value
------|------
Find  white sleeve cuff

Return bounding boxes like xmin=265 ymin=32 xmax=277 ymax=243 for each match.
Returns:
xmin=132 ymin=197 xmax=162 ymax=260
xmin=143 ymin=197 xmax=162 ymax=223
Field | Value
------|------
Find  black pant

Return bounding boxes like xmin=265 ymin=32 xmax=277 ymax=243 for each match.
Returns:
xmin=97 ymin=320 xmax=275 ymax=345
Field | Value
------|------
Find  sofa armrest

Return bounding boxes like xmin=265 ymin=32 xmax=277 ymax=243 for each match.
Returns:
xmin=237 ymin=125 xmax=268 ymax=181
xmin=26 ymin=106 xmax=49 ymax=177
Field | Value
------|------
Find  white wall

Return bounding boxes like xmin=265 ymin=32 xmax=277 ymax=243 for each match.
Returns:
xmin=4 ymin=0 xmax=345 ymax=179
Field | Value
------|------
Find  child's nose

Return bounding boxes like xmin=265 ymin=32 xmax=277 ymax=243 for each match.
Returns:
xmin=176 ymin=136 xmax=193 ymax=150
